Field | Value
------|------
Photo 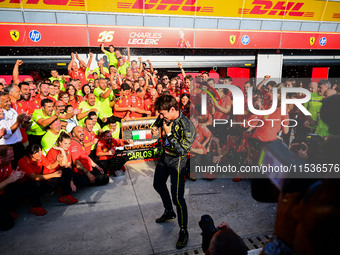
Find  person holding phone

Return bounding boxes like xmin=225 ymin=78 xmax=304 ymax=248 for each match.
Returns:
xmin=151 ymin=95 xmax=196 ymax=249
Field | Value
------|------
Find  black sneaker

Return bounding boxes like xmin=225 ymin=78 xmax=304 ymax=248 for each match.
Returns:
xmin=176 ymin=228 xmax=189 ymax=249
xmin=155 ymin=210 xmax=176 ymax=223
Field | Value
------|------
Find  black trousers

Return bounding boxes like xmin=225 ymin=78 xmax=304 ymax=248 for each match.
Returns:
xmin=0 ymin=181 xmax=36 ymax=231
xmin=153 ymin=153 xmax=188 ymax=230
xmin=27 ymin=134 xmax=43 ymax=148
xmin=98 ymin=155 xmax=128 ymax=172
xmin=8 ymin=142 xmax=25 ymax=169
xmin=72 ymin=168 xmax=109 ymax=187
xmin=0 ymin=193 xmax=14 ymax=231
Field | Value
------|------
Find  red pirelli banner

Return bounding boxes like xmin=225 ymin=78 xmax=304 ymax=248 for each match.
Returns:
xmin=1 ymin=23 xmax=340 ymax=49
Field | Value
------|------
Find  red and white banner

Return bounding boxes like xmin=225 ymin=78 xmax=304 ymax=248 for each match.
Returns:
xmin=1 ymin=23 xmax=340 ymax=49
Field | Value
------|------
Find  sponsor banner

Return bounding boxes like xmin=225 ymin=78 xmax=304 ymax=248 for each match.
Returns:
xmin=1 ymin=23 xmax=340 ymax=49
xmin=0 ymin=0 xmax=339 ymax=22
xmin=88 ymin=26 xmax=194 ymax=48
xmin=2 ymin=23 xmax=88 ymax=47
xmin=194 ymin=30 xmax=282 ymax=49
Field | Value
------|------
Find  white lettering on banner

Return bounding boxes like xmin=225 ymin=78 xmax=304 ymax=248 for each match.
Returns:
xmin=128 ymin=32 xmax=162 ymax=45
xmin=128 ymin=38 xmax=160 ymax=45
xmin=129 ymin=32 xmax=162 ymax=38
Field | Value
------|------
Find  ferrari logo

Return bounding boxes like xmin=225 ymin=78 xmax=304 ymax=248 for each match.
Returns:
xmin=229 ymin=35 xmax=236 ymax=45
xmin=310 ymin=37 xmax=315 ymax=46
xmin=10 ymin=30 xmax=19 ymax=42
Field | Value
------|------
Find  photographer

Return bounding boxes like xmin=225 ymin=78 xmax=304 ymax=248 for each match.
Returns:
xmin=199 ymin=215 xmax=248 ymax=255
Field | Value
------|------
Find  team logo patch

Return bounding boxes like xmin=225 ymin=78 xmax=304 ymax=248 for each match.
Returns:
xmin=229 ymin=35 xmax=236 ymax=45
xmin=29 ymin=30 xmax=41 ymax=42
xmin=10 ymin=30 xmax=19 ymax=42
xmin=319 ymin=37 xmax=327 ymax=46
xmin=241 ymin=35 xmax=250 ymax=45
xmin=310 ymin=37 xmax=315 ymax=46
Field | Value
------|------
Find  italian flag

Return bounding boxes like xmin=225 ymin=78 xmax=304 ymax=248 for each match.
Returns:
xmin=132 ymin=130 xmax=152 ymax=140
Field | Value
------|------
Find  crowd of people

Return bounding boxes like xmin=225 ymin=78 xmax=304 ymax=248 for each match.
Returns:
xmin=0 ymin=44 xmax=339 ymax=254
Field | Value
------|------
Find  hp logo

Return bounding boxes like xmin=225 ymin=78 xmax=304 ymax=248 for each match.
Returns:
xmin=319 ymin=37 xmax=327 ymax=46
xmin=241 ymin=35 xmax=250 ymax=45
xmin=29 ymin=30 xmax=41 ymax=42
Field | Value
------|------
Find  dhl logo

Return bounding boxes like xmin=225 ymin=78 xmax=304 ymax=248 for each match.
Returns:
xmin=240 ymin=0 xmax=314 ymax=18
xmin=117 ymin=0 xmax=214 ymax=13
xmin=0 ymin=0 xmax=84 ymax=7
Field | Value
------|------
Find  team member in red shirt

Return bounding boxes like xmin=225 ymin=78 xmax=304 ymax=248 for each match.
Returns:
xmin=246 ymin=97 xmax=289 ymax=143
xmin=245 ymin=97 xmax=289 ymax=165
xmin=70 ymin=126 xmax=109 ymax=187
xmin=67 ymin=85 xmax=83 ymax=109
xmin=179 ymin=93 xmax=190 ymax=118
xmin=18 ymin=144 xmax=67 ymax=216
xmin=144 ymin=88 xmax=158 ymax=116
xmin=0 ymin=146 xmax=25 ymax=230
xmin=256 ymin=76 xmax=276 ymax=110
xmin=18 ymin=82 xmax=40 ymax=114
xmin=96 ymin=131 xmax=132 ymax=175
xmin=113 ymin=83 xmax=135 ymax=120
xmin=213 ymin=88 xmax=232 ymax=144
xmin=68 ymin=53 xmax=87 ymax=86
xmin=36 ymin=83 xmax=56 ymax=105
xmin=45 ymin=132 xmax=78 ymax=204
xmin=180 ymin=76 xmax=192 ymax=96
xmin=214 ymin=88 xmax=232 ymax=120
xmin=169 ymin=78 xmax=181 ymax=102
xmin=131 ymin=60 xmax=141 ymax=73
xmin=83 ymin=118 xmax=99 ymax=160
xmin=130 ymin=87 xmax=152 ymax=118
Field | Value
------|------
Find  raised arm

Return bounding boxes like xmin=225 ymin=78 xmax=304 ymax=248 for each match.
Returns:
xmin=147 ymin=59 xmax=154 ymax=74
xmin=76 ymin=52 xmax=87 ymax=68
xmin=12 ymin=60 xmax=23 ymax=85
xmin=138 ymin=57 xmax=144 ymax=73
xmin=178 ymin=62 xmax=186 ymax=78
xmin=87 ymin=52 xmax=93 ymax=69
xmin=256 ymin=75 xmax=270 ymax=90
xmin=68 ymin=53 xmax=75 ymax=74
xmin=36 ymin=112 xmax=59 ymax=128
xmin=100 ymin=43 xmax=106 ymax=54
xmin=126 ymin=47 xmax=131 ymax=62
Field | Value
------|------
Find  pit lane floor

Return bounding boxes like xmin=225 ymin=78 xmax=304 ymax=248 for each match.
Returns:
xmin=0 ymin=161 xmax=277 ymax=255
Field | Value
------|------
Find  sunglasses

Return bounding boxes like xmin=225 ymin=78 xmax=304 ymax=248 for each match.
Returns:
xmin=162 ymin=78 xmax=169 ymax=80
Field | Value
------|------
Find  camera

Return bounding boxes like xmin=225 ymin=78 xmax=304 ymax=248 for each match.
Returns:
xmin=199 ymin=215 xmax=219 ymax=252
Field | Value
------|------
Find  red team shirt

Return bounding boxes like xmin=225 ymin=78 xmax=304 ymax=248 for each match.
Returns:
xmin=18 ymin=156 xmax=51 ymax=181
xmin=69 ymin=68 xmax=87 ymax=86
xmin=113 ymin=95 xmax=131 ymax=118
xmin=0 ymin=164 xmax=13 ymax=195
xmin=214 ymin=96 xmax=232 ymax=120
xmin=11 ymin=101 xmax=29 ymax=143
xmin=129 ymin=95 xmax=144 ymax=118
xmin=69 ymin=96 xmax=83 ymax=109
xmin=45 ymin=148 xmax=72 ymax=174
xmin=96 ymin=138 xmax=126 ymax=161
xmin=70 ymin=139 xmax=92 ymax=173
xmin=192 ymin=139 xmax=207 ymax=155
xmin=83 ymin=129 xmax=98 ymax=156
xmin=144 ymin=98 xmax=155 ymax=116
xmin=249 ymin=108 xmax=289 ymax=142
xmin=196 ymin=123 xmax=212 ymax=144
